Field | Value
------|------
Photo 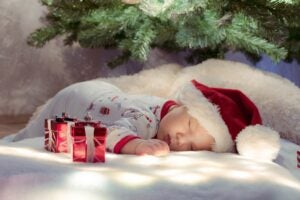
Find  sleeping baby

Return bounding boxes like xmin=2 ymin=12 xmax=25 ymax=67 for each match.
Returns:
xmin=13 ymin=79 xmax=280 ymax=161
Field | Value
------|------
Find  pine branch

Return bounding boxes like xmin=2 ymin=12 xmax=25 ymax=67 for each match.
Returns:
xmin=227 ymin=29 xmax=287 ymax=62
xmin=269 ymin=0 xmax=300 ymax=4
xmin=27 ymin=0 xmax=300 ymax=67
xmin=138 ymin=0 xmax=174 ymax=17
xmin=163 ymin=0 xmax=209 ymax=19
xmin=129 ymin=20 xmax=157 ymax=61
xmin=27 ymin=25 xmax=63 ymax=47
xmin=175 ymin=10 xmax=225 ymax=49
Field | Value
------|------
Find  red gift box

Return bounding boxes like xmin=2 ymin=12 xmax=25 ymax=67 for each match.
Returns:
xmin=72 ymin=121 xmax=107 ymax=163
xmin=44 ymin=114 xmax=76 ymax=153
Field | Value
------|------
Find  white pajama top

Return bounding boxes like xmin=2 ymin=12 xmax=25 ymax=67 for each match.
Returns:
xmin=38 ymin=81 xmax=177 ymax=153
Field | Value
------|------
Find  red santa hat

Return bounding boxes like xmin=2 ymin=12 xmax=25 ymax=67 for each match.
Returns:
xmin=175 ymin=80 xmax=280 ymax=161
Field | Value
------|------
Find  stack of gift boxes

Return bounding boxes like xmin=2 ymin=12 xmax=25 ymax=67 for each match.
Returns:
xmin=44 ymin=112 xmax=107 ymax=163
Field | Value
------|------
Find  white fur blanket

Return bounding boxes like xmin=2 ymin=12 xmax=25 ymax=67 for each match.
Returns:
xmin=1 ymin=59 xmax=300 ymax=200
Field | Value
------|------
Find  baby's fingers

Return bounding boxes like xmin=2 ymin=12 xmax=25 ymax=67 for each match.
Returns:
xmin=135 ymin=145 xmax=155 ymax=156
xmin=135 ymin=140 xmax=169 ymax=156
xmin=149 ymin=140 xmax=170 ymax=156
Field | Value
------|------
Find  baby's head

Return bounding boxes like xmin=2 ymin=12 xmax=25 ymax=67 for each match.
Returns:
xmin=157 ymin=105 xmax=215 ymax=151
xmin=156 ymin=80 xmax=234 ymax=153
xmin=156 ymin=80 xmax=280 ymax=162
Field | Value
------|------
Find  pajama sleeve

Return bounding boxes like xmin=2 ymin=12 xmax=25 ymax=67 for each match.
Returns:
xmin=106 ymin=108 xmax=158 ymax=154
xmin=106 ymin=126 xmax=140 ymax=154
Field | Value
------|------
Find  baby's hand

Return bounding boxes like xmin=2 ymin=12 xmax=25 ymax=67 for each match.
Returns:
xmin=135 ymin=139 xmax=170 ymax=156
xmin=121 ymin=138 xmax=170 ymax=156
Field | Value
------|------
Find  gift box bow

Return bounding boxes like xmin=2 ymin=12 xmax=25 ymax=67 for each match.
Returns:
xmin=45 ymin=113 xmax=77 ymax=153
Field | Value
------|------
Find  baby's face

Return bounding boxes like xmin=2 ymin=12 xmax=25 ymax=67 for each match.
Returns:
xmin=157 ymin=105 xmax=214 ymax=151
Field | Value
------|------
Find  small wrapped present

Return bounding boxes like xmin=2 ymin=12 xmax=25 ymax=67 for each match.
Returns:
xmin=44 ymin=113 xmax=77 ymax=153
xmin=72 ymin=114 xmax=107 ymax=163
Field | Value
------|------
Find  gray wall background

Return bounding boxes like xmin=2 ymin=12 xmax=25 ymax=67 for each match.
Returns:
xmin=0 ymin=0 xmax=299 ymax=118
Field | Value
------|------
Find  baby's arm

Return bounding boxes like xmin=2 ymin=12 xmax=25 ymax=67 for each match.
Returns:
xmin=107 ymin=126 xmax=170 ymax=156
xmin=106 ymin=100 xmax=170 ymax=156
xmin=121 ymin=138 xmax=170 ymax=156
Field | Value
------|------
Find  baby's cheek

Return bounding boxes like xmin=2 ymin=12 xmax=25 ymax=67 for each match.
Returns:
xmin=159 ymin=122 xmax=170 ymax=133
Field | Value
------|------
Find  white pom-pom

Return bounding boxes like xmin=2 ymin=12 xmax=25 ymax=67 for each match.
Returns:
xmin=236 ymin=125 xmax=280 ymax=161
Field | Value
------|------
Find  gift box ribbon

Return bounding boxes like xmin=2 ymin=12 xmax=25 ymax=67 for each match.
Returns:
xmin=85 ymin=125 xmax=95 ymax=162
xmin=66 ymin=121 xmax=75 ymax=153
xmin=47 ymin=119 xmax=54 ymax=150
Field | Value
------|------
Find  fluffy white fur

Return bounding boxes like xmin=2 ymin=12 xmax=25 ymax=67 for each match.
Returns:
xmin=13 ymin=59 xmax=300 ymax=161
xmin=236 ymin=125 xmax=280 ymax=161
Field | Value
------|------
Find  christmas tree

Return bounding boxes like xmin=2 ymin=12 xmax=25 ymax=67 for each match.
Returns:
xmin=28 ymin=0 xmax=300 ymax=68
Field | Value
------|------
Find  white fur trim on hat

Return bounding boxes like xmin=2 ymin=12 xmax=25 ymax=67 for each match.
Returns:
xmin=175 ymin=82 xmax=234 ymax=153
xmin=236 ymin=124 xmax=280 ymax=161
